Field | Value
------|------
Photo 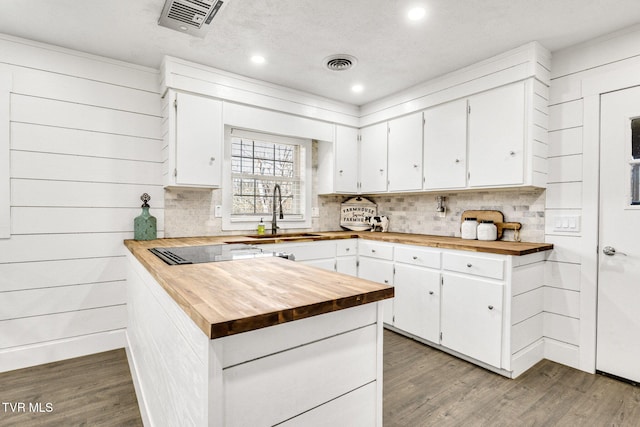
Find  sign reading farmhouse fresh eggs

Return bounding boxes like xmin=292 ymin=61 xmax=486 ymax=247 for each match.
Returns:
xmin=340 ymin=197 xmax=377 ymax=231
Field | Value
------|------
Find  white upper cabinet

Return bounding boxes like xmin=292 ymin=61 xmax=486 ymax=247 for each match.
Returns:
xmin=334 ymin=125 xmax=359 ymax=193
xmin=387 ymin=112 xmax=423 ymax=192
xmin=359 ymin=122 xmax=388 ymax=193
xmin=423 ymin=99 xmax=468 ymax=190
xmin=468 ymin=82 xmax=526 ymax=187
xmin=165 ymin=91 xmax=223 ymax=188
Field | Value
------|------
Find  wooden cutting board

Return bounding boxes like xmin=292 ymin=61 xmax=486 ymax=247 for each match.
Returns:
xmin=461 ymin=210 xmax=522 ymax=241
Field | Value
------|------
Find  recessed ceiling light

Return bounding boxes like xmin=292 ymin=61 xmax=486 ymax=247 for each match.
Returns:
xmin=251 ymin=55 xmax=266 ymax=64
xmin=408 ymin=7 xmax=426 ymax=21
xmin=351 ymin=84 xmax=364 ymax=93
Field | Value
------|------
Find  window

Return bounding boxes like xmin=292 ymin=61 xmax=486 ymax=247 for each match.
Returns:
xmin=223 ymin=128 xmax=311 ymax=230
xmin=631 ymin=118 xmax=640 ymax=205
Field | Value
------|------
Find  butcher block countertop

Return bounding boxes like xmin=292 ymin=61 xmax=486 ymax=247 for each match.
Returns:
xmin=125 ymin=236 xmax=394 ymax=339
xmin=124 ymin=232 xmax=551 ymax=339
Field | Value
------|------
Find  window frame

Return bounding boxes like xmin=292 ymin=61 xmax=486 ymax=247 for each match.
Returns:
xmin=222 ymin=127 xmax=312 ymax=231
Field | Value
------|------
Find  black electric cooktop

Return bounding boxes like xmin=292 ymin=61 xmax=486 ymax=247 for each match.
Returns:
xmin=149 ymin=243 xmax=273 ymax=265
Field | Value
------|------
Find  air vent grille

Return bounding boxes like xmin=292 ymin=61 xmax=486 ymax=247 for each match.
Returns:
xmin=324 ymin=54 xmax=358 ymax=72
xmin=167 ymin=2 xmax=206 ymax=27
xmin=158 ymin=0 xmax=225 ymax=37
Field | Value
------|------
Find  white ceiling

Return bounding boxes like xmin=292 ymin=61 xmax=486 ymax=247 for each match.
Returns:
xmin=1 ymin=0 xmax=640 ymax=105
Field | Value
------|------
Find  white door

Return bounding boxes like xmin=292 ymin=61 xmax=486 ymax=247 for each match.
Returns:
xmin=387 ymin=112 xmax=423 ymax=191
xmin=359 ymin=122 xmax=388 ymax=193
xmin=597 ymin=86 xmax=640 ymax=383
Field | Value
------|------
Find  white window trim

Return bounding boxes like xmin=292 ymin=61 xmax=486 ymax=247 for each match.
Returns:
xmin=0 ymin=69 xmax=11 ymax=239
xmin=222 ymin=127 xmax=312 ymax=231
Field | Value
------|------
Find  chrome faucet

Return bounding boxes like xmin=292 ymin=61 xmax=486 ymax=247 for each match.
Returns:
xmin=272 ymin=184 xmax=284 ymax=234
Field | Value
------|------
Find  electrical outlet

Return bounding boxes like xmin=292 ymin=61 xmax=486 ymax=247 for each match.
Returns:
xmin=312 ymin=207 xmax=320 ymax=217
xmin=214 ymin=205 xmax=222 ymax=218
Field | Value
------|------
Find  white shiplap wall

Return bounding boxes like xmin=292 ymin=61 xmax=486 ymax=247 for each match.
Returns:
xmin=545 ymin=24 xmax=640 ymax=372
xmin=0 ymin=34 xmax=162 ymax=372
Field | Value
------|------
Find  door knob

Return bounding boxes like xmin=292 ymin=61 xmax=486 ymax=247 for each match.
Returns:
xmin=603 ymin=246 xmax=627 ymax=256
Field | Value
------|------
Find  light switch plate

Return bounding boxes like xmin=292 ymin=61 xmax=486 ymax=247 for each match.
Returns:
xmin=552 ymin=215 xmax=581 ymax=232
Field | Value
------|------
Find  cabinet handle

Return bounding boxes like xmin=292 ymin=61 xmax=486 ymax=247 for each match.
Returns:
xmin=466 ymin=263 xmax=472 ymax=267
xmin=339 ymin=169 xmax=343 ymax=175
xmin=345 ymin=248 xmax=350 ymax=252
xmin=509 ymin=151 xmax=516 ymax=156
xmin=413 ymin=164 xmax=418 ymax=168
xmin=412 ymin=256 xmax=418 ymax=260
xmin=371 ymin=249 xmax=376 ymax=253
xmin=384 ymin=279 xmax=389 ymax=284
xmin=455 ymin=159 xmax=460 ymax=163
xmin=429 ymin=291 xmax=434 ymax=295
xmin=210 ymin=157 xmax=216 ymax=162
xmin=488 ymin=305 xmax=494 ymax=310
xmin=379 ymin=169 xmax=384 ymax=173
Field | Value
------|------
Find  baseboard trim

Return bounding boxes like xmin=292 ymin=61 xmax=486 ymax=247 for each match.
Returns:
xmin=0 ymin=329 xmax=126 ymax=373
xmin=511 ymin=339 xmax=545 ymax=378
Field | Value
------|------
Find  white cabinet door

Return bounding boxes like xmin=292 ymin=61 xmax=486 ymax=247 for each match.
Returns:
xmin=440 ymin=273 xmax=504 ymax=368
xmin=394 ymin=264 xmax=440 ymax=343
xmin=358 ymin=257 xmax=394 ymax=324
xmin=359 ymin=123 xmax=388 ymax=193
xmin=423 ymin=99 xmax=468 ymax=189
xmin=334 ymin=126 xmax=359 ymax=193
xmin=468 ymin=82 xmax=525 ymax=187
xmin=336 ymin=256 xmax=358 ymax=276
xmin=174 ymin=92 xmax=223 ymax=187
xmin=388 ymin=112 xmax=423 ymax=191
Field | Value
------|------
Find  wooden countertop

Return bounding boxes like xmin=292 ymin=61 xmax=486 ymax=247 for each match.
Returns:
xmin=124 ymin=232 xmax=551 ymax=339
xmin=125 ymin=236 xmax=394 ymax=339
xmin=225 ymin=231 xmax=553 ymax=256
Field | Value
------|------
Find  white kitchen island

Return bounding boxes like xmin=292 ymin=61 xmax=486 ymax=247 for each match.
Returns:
xmin=124 ymin=237 xmax=393 ymax=427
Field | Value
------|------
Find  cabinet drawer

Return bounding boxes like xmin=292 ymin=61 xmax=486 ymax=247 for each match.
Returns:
xmin=358 ymin=240 xmax=393 ymax=260
xmin=276 ymin=242 xmax=336 ymax=261
xmin=443 ymin=253 xmax=505 ymax=280
xmin=395 ymin=245 xmax=440 ymax=269
xmin=336 ymin=239 xmax=358 ymax=257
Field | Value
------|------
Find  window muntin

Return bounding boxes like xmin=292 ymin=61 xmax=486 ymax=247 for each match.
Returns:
xmin=230 ymin=136 xmax=304 ymax=217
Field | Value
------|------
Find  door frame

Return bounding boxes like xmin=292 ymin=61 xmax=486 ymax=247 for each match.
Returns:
xmin=579 ymin=61 xmax=640 ymax=373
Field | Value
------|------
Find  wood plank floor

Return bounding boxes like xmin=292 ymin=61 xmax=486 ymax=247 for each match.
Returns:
xmin=0 ymin=349 xmax=142 ymax=426
xmin=2 ymin=331 xmax=640 ymax=426
xmin=383 ymin=330 xmax=640 ymax=426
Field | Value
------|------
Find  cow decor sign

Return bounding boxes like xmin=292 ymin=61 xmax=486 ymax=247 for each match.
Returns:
xmin=340 ymin=197 xmax=378 ymax=231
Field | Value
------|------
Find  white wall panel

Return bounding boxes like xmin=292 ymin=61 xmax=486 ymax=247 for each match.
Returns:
xmin=11 ymin=207 xmax=164 ymax=234
xmin=512 ymin=288 xmax=544 ymax=325
xmin=0 ymin=281 xmax=125 ymax=321
xmin=11 ymin=180 xmax=164 ymax=208
xmin=0 ymin=257 xmax=125 ymax=292
xmin=547 ymin=155 xmax=583 ymax=183
xmin=11 ymin=122 xmax=162 ymax=162
xmin=512 ymin=262 xmax=544 ymax=296
xmin=544 ymin=235 xmax=583 ymax=264
xmin=545 ymin=287 xmax=580 ymax=318
xmin=548 ymin=127 xmax=583 ymax=157
xmin=0 ymin=305 xmax=126 ymax=349
xmin=548 ymin=100 xmax=583 ymax=131
xmin=512 ymin=313 xmax=543 ymax=354
xmin=0 ymin=35 xmax=159 ymax=92
xmin=546 ymin=182 xmax=582 ymax=209
xmin=543 ymin=313 xmax=580 ymax=346
xmin=545 ymin=261 xmax=581 ymax=291
xmin=11 ymin=151 xmax=161 ymax=185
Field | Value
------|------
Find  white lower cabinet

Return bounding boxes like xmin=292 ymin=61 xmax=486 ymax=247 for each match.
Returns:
xmin=440 ymin=273 xmax=504 ymax=368
xmin=393 ymin=263 xmax=440 ymax=343
xmin=357 ymin=241 xmax=395 ymax=325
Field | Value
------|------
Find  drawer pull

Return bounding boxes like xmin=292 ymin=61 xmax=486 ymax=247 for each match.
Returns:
xmin=345 ymin=248 xmax=350 ymax=252
xmin=488 ymin=305 xmax=494 ymax=310
xmin=467 ymin=263 xmax=472 ymax=267
xmin=412 ymin=256 xmax=418 ymax=260
xmin=429 ymin=291 xmax=434 ymax=295
xmin=371 ymin=249 xmax=376 ymax=253
xmin=384 ymin=279 xmax=389 ymax=284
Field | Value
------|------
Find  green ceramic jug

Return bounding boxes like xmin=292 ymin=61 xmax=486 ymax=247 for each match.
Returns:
xmin=134 ymin=193 xmax=157 ymax=241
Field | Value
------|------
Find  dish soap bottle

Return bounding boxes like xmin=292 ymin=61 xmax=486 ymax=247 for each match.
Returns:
xmin=134 ymin=193 xmax=157 ymax=241
xmin=257 ymin=218 xmax=265 ymax=235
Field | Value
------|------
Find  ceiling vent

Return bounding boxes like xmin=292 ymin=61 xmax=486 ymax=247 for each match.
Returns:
xmin=324 ymin=54 xmax=358 ymax=71
xmin=158 ymin=0 xmax=225 ymax=38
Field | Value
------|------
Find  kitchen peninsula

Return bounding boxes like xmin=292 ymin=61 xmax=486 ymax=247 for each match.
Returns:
xmin=124 ymin=234 xmax=394 ymax=427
